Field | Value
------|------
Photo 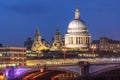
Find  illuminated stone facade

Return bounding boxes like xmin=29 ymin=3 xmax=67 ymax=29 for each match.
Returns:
xmin=65 ymin=7 xmax=91 ymax=50
xmin=31 ymin=27 xmax=49 ymax=51
xmin=51 ymin=28 xmax=63 ymax=50
xmin=91 ymin=37 xmax=120 ymax=52
xmin=0 ymin=47 xmax=26 ymax=66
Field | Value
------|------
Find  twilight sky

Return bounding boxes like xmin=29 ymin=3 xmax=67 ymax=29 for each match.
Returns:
xmin=0 ymin=0 xmax=120 ymax=46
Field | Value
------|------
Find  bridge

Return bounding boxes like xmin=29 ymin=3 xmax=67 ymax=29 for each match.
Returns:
xmin=0 ymin=62 xmax=120 ymax=80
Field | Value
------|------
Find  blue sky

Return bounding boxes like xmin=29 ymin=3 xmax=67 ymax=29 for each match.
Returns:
xmin=0 ymin=0 xmax=120 ymax=46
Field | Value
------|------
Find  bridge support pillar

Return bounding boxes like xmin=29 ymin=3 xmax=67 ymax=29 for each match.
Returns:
xmin=78 ymin=61 xmax=89 ymax=76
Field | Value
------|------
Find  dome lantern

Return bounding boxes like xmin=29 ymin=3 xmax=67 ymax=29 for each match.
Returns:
xmin=75 ymin=7 xmax=80 ymax=20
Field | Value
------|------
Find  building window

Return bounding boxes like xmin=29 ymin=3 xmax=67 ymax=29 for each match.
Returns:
xmin=101 ymin=46 xmax=103 ymax=48
xmin=11 ymin=53 xmax=14 ymax=56
xmin=117 ymin=44 xmax=120 ymax=47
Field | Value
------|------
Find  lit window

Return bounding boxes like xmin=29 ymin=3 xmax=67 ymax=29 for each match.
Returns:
xmin=117 ymin=44 xmax=120 ymax=47
xmin=101 ymin=46 xmax=103 ymax=48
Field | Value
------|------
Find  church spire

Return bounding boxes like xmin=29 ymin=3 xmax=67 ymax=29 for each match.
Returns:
xmin=35 ymin=26 xmax=40 ymax=36
xmin=55 ymin=27 xmax=61 ymax=35
xmin=75 ymin=1 xmax=80 ymax=20
xmin=32 ymin=26 xmax=49 ymax=51
xmin=33 ymin=26 xmax=42 ymax=44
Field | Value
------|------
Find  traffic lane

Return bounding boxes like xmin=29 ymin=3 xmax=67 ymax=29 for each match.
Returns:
xmin=31 ymin=71 xmax=50 ymax=80
xmin=22 ymin=71 xmax=41 ymax=80
xmin=35 ymin=70 xmax=65 ymax=80
xmin=51 ymin=73 xmax=64 ymax=80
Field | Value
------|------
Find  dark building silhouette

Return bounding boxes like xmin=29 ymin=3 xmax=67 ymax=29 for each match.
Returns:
xmin=0 ymin=43 xmax=2 ymax=47
xmin=24 ymin=37 xmax=33 ymax=50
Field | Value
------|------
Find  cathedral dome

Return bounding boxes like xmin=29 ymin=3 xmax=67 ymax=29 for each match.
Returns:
xmin=67 ymin=7 xmax=88 ymax=32
xmin=64 ymin=5 xmax=91 ymax=50
xmin=68 ymin=19 xmax=87 ymax=30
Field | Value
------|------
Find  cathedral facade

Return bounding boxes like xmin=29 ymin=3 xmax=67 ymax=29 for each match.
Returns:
xmin=26 ymin=6 xmax=91 ymax=52
xmin=64 ymin=7 xmax=91 ymax=51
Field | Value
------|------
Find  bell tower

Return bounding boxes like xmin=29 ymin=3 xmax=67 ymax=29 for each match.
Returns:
xmin=31 ymin=27 xmax=49 ymax=51
xmin=51 ymin=28 xmax=63 ymax=50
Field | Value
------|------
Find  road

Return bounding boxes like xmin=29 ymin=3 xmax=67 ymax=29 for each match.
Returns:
xmin=51 ymin=73 xmax=64 ymax=80
xmin=22 ymin=71 xmax=50 ymax=80
xmin=22 ymin=70 xmax=65 ymax=80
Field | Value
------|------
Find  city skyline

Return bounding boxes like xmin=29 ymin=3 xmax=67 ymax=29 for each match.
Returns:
xmin=0 ymin=0 xmax=120 ymax=46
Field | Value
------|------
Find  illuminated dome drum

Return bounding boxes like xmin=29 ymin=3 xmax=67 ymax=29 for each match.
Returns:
xmin=65 ymin=7 xmax=91 ymax=50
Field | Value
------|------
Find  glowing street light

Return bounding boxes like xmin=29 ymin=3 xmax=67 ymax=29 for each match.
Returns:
xmin=0 ymin=75 xmax=4 ymax=80
xmin=91 ymin=45 xmax=96 ymax=54
xmin=62 ymin=48 xmax=67 ymax=64
xmin=40 ymin=68 xmax=44 ymax=72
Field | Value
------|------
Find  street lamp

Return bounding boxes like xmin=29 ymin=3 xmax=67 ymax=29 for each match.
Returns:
xmin=91 ymin=45 xmax=96 ymax=54
xmin=62 ymin=48 xmax=67 ymax=64
xmin=36 ymin=50 xmax=41 ymax=66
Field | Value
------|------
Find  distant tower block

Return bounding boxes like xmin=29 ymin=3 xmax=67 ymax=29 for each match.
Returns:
xmin=51 ymin=28 xmax=63 ymax=50
xmin=31 ymin=27 xmax=49 ymax=51
xmin=24 ymin=37 xmax=33 ymax=50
